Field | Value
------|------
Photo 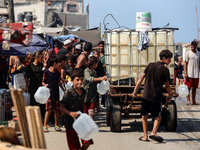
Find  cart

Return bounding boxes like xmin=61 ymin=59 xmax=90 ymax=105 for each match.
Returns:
xmin=104 ymin=28 xmax=179 ymax=132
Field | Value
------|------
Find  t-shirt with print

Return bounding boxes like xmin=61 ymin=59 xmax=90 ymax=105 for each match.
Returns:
xmin=185 ymin=50 xmax=200 ymax=78
xmin=142 ymin=61 xmax=170 ymax=102
xmin=60 ymin=86 xmax=86 ymax=129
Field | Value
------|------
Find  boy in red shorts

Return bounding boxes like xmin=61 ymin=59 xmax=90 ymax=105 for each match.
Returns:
xmin=60 ymin=68 xmax=93 ymax=150
xmin=184 ymin=40 xmax=200 ymax=105
xmin=42 ymin=56 xmax=64 ymax=132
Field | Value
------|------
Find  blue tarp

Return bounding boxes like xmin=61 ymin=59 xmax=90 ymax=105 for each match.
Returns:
xmin=53 ymin=34 xmax=86 ymax=42
xmin=0 ymin=34 xmax=48 ymax=56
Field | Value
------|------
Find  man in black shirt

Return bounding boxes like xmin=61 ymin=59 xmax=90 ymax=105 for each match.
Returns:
xmin=57 ymin=39 xmax=72 ymax=56
xmin=132 ymin=49 xmax=172 ymax=143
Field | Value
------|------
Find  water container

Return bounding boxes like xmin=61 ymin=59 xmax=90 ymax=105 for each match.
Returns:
xmin=13 ymin=73 xmax=26 ymax=90
xmin=25 ymin=13 xmax=33 ymax=22
xmin=97 ymin=80 xmax=110 ymax=95
xmin=135 ymin=12 xmax=152 ymax=31
xmin=120 ymin=31 xmax=130 ymax=46
xmin=65 ymin=81 xmax=73 ymax=90
xmin=59 ymin=87 xmax=64 ymax=101
xmin=111 ymin=31 xmax=118 ymax=45
xmin=34 ymin=86 xmax=50 ymax=104
xmin=73 ymin=112 xmax=99 ymax=141
xmin=178 ymin=84 xmax=189 ymax=97
xmin=23 ymin=92 xmax=30 ymax=106
xmin=17 ymin=13 xmax=24 ymax=22
xmin=120 ymin=46 xmax=130 ymax=65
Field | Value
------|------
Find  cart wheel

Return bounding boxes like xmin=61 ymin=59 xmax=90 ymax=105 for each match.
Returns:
xmin=106 ymin=97 xmax=111 ymax=126
xmin=166 ymin=100 xmax=177 ymax=131
xmin=160 ymin=108 xmax=167 ymax=126
xmin=110 ymin=100 xmax=121 ymax=132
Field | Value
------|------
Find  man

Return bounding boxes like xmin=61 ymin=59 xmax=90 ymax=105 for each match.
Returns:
xmin=184 ymin=40 xmax=200 ymax=105
xmin=76 ymin=42 xmax=92 ymax=70
xmin=57 ymin=39 xmax=72 ymax=56
xmin=74 ymin=44 xmax=82 ymax=56
xmin=132 ymin=49 xmax=172 ymax=142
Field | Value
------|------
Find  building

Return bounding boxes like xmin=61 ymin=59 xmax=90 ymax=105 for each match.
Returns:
xmin=0 ymin=0 xmax=88 ymax=30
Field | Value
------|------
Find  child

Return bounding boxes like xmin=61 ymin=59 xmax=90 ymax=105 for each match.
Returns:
xmin=83 ymin=56 xmax=107 ymax=119
xmin=57 ymin=54 xmax=68 ymax=83
xmin=93 ymin=49 xmax=106 ymax=111
xmin=176 ymin=56 xmax=184 ymax=90
xmin=60 ymin=68 xmax=93 ymax=150
xmin=132 ymin=50 xmax=172 ymax=142
xmin=65 ymin=54 xmax=77 ymax=77
xmin=42 ymin=56 xmax=64 ymax=132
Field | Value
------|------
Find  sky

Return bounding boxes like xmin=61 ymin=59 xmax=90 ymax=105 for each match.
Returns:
xmin=84 ymin=0 xmax=199 ymax=44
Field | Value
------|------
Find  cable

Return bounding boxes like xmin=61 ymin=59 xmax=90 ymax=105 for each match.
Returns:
xmin=103 ymin=14 xmax=121 ymax=31
xmin=103 ymin=14 xmax=133 ymax=31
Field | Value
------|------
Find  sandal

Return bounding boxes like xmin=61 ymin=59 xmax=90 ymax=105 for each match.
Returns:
xmin=55 ymin=126 xmax=62 ymax=131
xmin=43 ymin=126 xmax=49 ymax=132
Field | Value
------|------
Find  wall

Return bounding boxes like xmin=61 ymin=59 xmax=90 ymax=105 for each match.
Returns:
xmin=14 ymin=1 xmax=47 ymax=26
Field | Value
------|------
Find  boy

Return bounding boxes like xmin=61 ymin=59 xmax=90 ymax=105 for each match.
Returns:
xmin=132 ymin=49 xmax=172 ymax=142
xmin=60 ymin=68 xmax=93 ymax=150
xmin=93 ymin=49 xmax=106 ymax=111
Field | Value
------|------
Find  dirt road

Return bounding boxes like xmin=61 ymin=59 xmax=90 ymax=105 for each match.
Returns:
xmin=45 ymin=89 xmax=200 ymax=150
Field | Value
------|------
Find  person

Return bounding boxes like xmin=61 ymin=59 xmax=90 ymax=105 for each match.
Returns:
xmin=57 ymin=39 xmax=72 ymax=56
xmin=16 ymin=56 xmax=28 ymax=75
xmin=184 ymin=40 xmax=200 ymax=105
xmin=8 ymin=56 xmax=21 ymax=81
xmin=57 ymin=54 xmax=68 ymax=83
xmin=74 ymin=44 xmax=82 ymax=56
xmin=42 ymin=50 xmax=48 ymax=70
xmin=83 ymin=56 xmax=107 ymax=119
xmin=65 ymin=54 xmax=77 ymax=77
xmin=98 ymin=41 xmax=106 ymax=73
xmin=25 ymin=51 xmax=45 ymax=118
xmin=76 ymin=42 xmax=92 ymax=70
xmin=54 ymin=40 xmax=63 ymax=54
xmin=26 ymin=52 xmax=33 ymax=65
xmin=42 ymin=56 xmax=64 ymax=132
xmin=60 ymin=68 xmax=93 ymax=150
xmin=93 ymin=49 xmax=106 ymax=111
xmin=0 ymin=56 xmax=9 ymax=89
xmin=176 ymin=56 xmax=184 ymax=91
xmin=132 ymin=49 xmax=172 ymax=142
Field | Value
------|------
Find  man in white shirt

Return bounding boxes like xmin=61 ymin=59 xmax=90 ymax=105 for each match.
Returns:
xmin=184 ymin=40 xmax=200 ymax=105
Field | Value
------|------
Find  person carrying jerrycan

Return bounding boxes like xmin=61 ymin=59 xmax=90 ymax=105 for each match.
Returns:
xmin=60 ymin=68 xmax=93 ymax=150
xmin=132 ymin=50 xmax=172 ymax=143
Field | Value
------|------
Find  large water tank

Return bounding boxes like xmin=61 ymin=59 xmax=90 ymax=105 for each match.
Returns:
xmin=25 ymin=13 xmax=33 ymax=22
xmin=17 ymin=13 xmax=24 ymax=22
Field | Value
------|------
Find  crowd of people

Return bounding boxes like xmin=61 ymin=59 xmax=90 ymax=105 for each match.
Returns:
xmin=0 ymin=38 xmax=199 ymax=149
xmin=0 ymin=39 xmax=107 ymax=150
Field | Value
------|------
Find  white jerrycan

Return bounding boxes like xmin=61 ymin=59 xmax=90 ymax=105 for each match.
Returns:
xmin=97 ymin=80 xmax=110 ymax=95
xmin=73 ymin=111 xmax=99 ymax=141
xmin=34 ymin=86 xmax=50 ymax=104
xmin=178 ymin=84 xmax=189 ymax=97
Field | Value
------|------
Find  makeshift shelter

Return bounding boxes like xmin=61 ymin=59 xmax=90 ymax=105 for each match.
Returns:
xmin=0 ymin=34 xmax=48 ymax=56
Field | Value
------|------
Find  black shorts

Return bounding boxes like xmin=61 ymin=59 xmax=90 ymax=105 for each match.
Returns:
xmin=141 ymin=98 xmax=162 ymax=117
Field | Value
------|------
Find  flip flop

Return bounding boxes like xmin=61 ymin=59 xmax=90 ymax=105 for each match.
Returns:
xmin=149 ymin=135 xmax=163 ymax=143
xmin=186 ymin=102 xmax=191 ymax=105
xmin=191 ymin=102 xmax=199 ymax=105
xmin=139 ymin=136 xmax=150 ymax=142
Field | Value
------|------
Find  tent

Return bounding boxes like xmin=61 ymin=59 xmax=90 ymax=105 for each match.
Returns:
xmin=0 ymin=34 xmax=48 ymax=56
